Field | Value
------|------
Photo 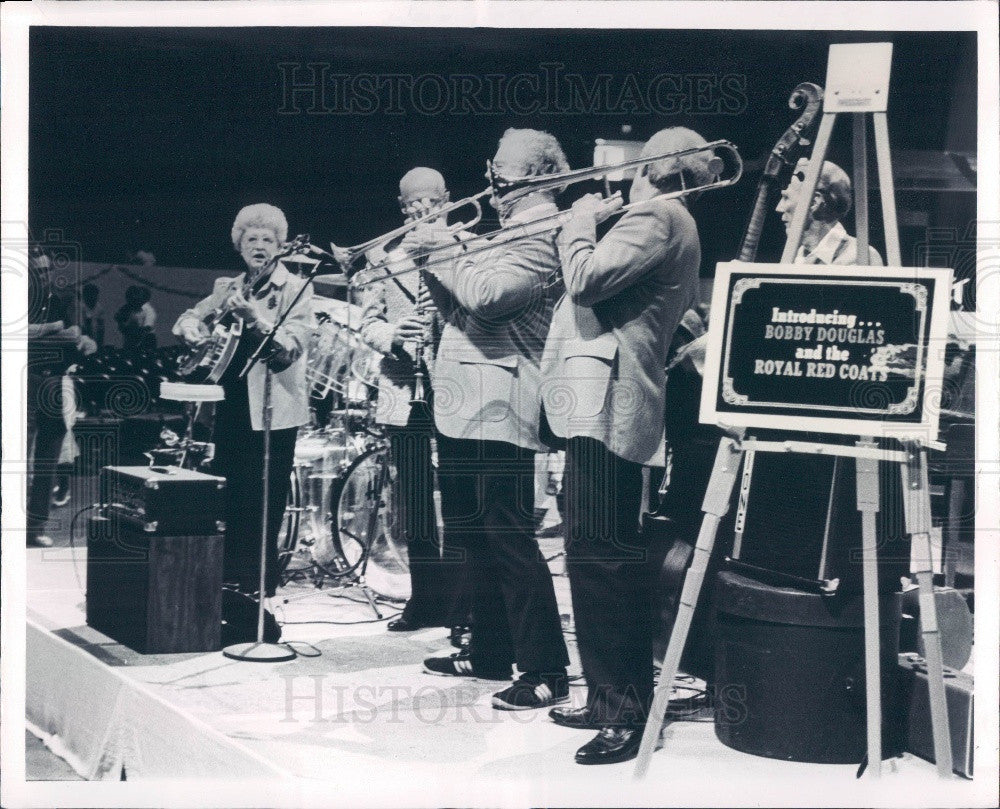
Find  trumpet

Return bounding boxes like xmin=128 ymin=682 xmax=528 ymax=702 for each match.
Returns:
xmin=353 ymin=139 xmax=742 ymax=286
xmin=333 ymin=189 xmax=492 ymax=275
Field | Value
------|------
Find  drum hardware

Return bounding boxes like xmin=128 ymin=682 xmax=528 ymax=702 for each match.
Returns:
xmin=276 ymin=428 xmax=408 ymax=616
xmin=156 ymin=381 xmax=225 ymax=471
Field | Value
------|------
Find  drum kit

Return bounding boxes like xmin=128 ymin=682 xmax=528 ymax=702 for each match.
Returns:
xmin=159 ymin=297 xmax=409 ymax=610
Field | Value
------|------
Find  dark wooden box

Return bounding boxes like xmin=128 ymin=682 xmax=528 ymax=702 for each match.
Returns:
xmin=86 ymin=515 xmax=223 ymax=654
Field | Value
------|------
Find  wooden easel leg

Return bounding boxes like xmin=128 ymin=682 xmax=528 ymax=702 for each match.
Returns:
xmin=633 ymin=437 xmax=743 ymax=779
xmin=944 ymin=478 xmax=963 ymax=587
xmin=852 ymin=115 xmax=871 ymax=265
xmin=873 ymin=112 xmax=903 ymax=266
xmin=818 ymin=457 xmax=840 ymax=581
xmin=901 ymin=447 xmax=954 ymax=777
xmin=855 ymin=438 xmax=883 ymax=778
xmin=780 ymin=112 xmax=837 ymax=263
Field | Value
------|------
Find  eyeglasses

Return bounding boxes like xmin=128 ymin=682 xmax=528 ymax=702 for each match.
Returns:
xmin=485 ymin=159 xmax=530 ymax=185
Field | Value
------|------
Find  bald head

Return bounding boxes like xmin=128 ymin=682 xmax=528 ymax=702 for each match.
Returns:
xmin=810 ymin=159 xmax=852 ymax=223
xmin=399 ymin=168 xmax=447 ymax=206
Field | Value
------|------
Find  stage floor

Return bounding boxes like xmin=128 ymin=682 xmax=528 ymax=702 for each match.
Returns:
xmin=24 ymin=543 xmax=976 ymax=806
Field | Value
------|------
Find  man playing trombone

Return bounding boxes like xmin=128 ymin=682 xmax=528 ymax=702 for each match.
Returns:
xmin=418 ymin=129 xmax=571 ymax=711
xmin=541 ymin=127 xmax=712 ymax=764
xmin=357 ymin=167 xmax=470 ymax=634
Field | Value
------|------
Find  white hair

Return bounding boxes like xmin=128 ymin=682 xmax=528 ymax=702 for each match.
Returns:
xmin=230 ymin=203 xmax=288 ymax=250
xmin=498 ymin=128 xmax=570 ymax=177
xmin=642 ymin=127 xmax=718 ymax=190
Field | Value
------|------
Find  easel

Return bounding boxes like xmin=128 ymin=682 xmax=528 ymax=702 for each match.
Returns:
xmin=635 ymin=43 xmax=954 ymax=780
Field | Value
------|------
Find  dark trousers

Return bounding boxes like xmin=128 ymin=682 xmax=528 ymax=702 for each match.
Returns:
xmin=436 ymin=433 xmax=569 ymax=674
xmin=26 ymin=375 xmax=68 ymax=537
xmin=565 ymin=436 xmax=653 ymax=728
xmin=211 ymin=393 xmax=297 ymax=597
xmin=385 ymin=401 xmax=469 ymax=627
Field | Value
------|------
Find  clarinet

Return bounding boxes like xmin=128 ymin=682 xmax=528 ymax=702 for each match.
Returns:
xmin=411 ymin=265 xmax=428 ymax=404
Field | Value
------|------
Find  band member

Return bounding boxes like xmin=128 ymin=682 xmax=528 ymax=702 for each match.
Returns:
xmin=173 ymin=204 xmax=312 ymax=597
xmin=26 ymin=247 xmax=97 ymax=547
xmin=358 ymin=167 xmax=470 ymax=633
xmin=777 ymin=157 xmax=883 ymax=266
xmin=419 ymin=129 xmax=571 ymax=710
xmin=540 ymin=127 xmax=710 ymax=764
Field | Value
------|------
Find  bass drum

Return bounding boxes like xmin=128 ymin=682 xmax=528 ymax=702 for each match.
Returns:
xmin=327 ymin=444 xmax=410 ymax=602
xmin=278 ymin=429 xmax=367 ymax=579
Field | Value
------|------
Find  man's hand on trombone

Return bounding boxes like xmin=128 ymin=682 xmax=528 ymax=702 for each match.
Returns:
xmin=399 ymin=223 xmax=457 ymax=258
xmin=567 ymin=191 xmax=624 ymax=224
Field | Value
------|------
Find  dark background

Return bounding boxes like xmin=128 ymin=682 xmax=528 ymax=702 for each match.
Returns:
xmin=30 ymin=27 xmax=976 ymax=273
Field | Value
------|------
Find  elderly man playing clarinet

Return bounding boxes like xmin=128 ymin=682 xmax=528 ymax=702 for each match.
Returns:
xmin=541 ymin=127 xmax=712 ymax=764
xmin=418 ymin=129 xmax=571 ymax=711
xmin=358 ymin=166 xmax=470 ymax=637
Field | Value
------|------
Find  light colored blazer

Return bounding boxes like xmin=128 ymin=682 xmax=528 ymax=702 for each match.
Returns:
xmin=424 ymin=202 xmax=561 ymax=450
xmin=540 ymin=197 xmax=700 ymax=466
xmin=358 ymin=255 xmax=426 ymax=427
xmin=172 ymin=267 xmax=313 ymax=431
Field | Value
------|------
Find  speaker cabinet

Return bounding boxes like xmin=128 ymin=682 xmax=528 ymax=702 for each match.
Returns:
xmin=86 ymin=516 xmax=223 ymax=654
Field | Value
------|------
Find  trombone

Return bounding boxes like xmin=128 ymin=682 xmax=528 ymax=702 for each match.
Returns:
xmin=333 ymin=189 xmax=492 ymax=274
xmin=354 ymin=139 xmax=742 ymax=286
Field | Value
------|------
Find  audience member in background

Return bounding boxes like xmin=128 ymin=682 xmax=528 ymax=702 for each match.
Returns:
xmin=134 ymin=250 xmax=157 ymax=267
xmin=80 ymin=283 xmax=106 ymax=347
xmin=51 ymin=374 xmax=81 ymax=509
xmin=26 ymin=247 xmax=96 ymax=546
xmin=115 ymin=285 xmax=157 ymax=352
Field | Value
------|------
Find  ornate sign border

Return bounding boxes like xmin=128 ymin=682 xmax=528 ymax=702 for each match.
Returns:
xmin=699 ymin=262 xmax=954 ymax=439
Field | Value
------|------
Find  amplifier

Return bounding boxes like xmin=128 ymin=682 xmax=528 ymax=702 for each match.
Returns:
xmin=896 ymin=652 xmax=974 ymax=778
xmin=101 ymin=465 xmax=226 ymax=535
xmin=86 ymin=516 xmax=223 ymax=654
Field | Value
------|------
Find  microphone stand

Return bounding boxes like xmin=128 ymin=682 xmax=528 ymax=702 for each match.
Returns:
xmin=222 ymin=245 xmax=333 ymax=663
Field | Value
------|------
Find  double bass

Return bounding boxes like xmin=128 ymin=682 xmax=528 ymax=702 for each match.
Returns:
xmin=651 ymin=82 xmax=825 ymax=677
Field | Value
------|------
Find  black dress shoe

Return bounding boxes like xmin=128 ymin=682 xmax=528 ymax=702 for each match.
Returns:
xmin=549 ymin=705 xmax=599 ymax=730
xmin=387 ymin=616 xmax=423 ymax=632
xmin=575 ymin=727 xmax=643 ymax=765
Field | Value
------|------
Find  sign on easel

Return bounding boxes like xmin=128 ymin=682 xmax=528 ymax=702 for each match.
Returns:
xmin=824 ymin=42 xmax=892 ymax=113
xmin=700 ymin=262 xmax=953 ymax=438
xmin=636 ymin=41 xmax=958 ymax=783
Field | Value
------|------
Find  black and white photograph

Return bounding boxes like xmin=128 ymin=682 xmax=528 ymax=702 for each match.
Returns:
xmin=2 ymin=2 xmax=998 ymax=807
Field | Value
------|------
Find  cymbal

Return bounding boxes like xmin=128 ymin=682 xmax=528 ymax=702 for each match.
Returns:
xmin=314 ymin=273 xmax=350 ymax=288
xmin=311 ymin=296 xmax=365 ymax=326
